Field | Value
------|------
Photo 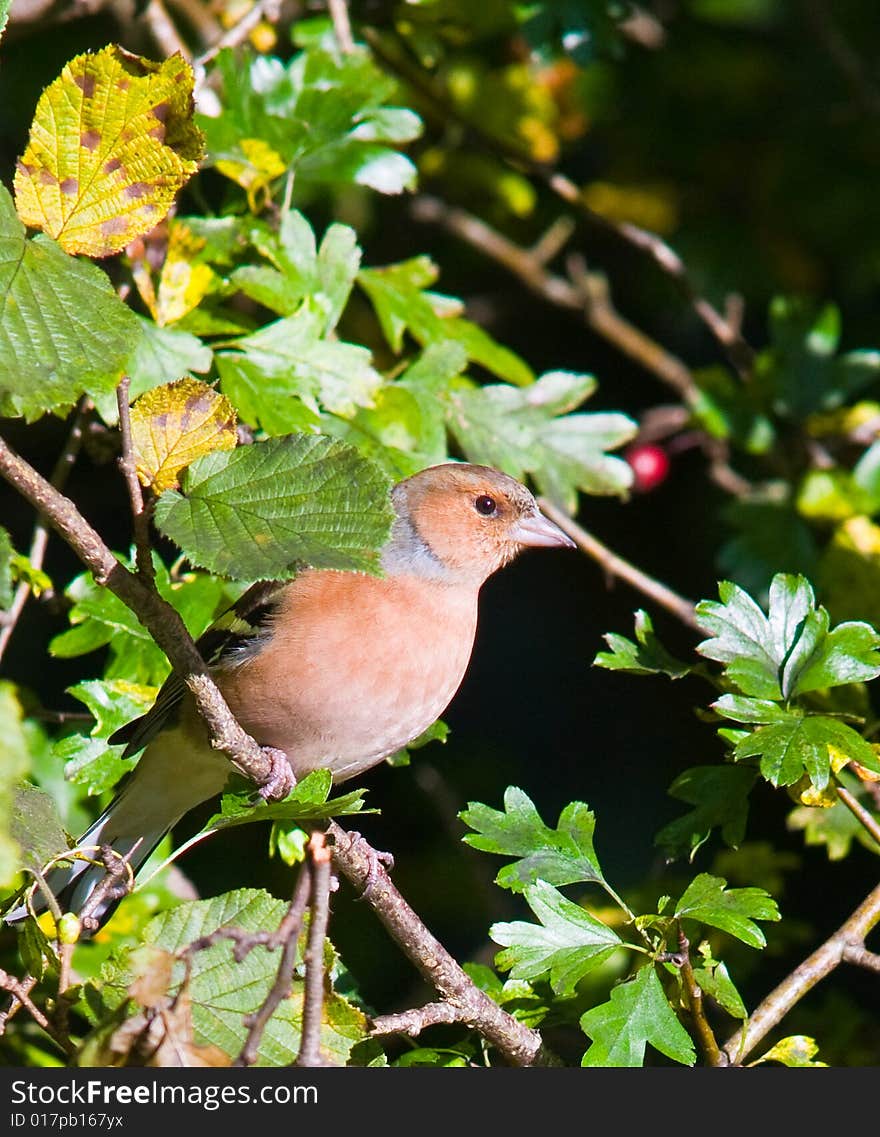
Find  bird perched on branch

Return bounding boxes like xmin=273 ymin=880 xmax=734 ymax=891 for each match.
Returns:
xmin=9 ymin=462 xmax=574 ymax=930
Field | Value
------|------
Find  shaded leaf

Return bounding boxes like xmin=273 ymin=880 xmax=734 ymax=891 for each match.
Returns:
xmin=154 ymin=434 xmax=393 ymax=580
xmin=580 ymin=966 xmax=696 ymax=1067
xmin=655 ymin=765 xmax=757 ymax=859
xmin=787 ymin=770 xmax=880 ymax=860
xmin=733 ymin=714 xmax=880 ymax=789
xmin=491 ymin=880 xmax=622 ymax=997
xmin=9 ymin=782 xmax=71 ymax=878
xmin=674 ymin=872 xmax=779 ymax=948
xmin=0 ymin=683 xmax=31 ymax=887
xmin=130 ymin=378 xmax=237 ymax=493
xmin=594 ymin=609 xmax=691 ymax=678
xmin=15 ymin=47 xmax=203 ymax=257
xmin=460 ymin=786 xmax=606 ymax=892
xmin=692 ymin=959 xmax=747 ymax=1021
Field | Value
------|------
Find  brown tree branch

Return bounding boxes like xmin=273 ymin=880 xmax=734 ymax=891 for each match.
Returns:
xmin=676 ymin=927 xmax=728 ymax=1067
xmin=536 ymin=497 xmax=700 ymax=630
xmin=295 ymin=831 xmax=334 ymax=1067
xmin=328 ymin=824 xmax=553 ymax=1067
xmin=116 ymin=377 xmax=155 ymax=583
xmin=724 ymin=879 xmax=880 ymax=1064
xmin=370 ymin=1001 xmax=462 ymax=1039
xmin=0 ymin=432 xmax=288 ymax=798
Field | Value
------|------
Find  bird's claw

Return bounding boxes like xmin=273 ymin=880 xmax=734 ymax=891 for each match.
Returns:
xmin=258 ymin=747 xmax=295 ymax=801
xmin=343 ymin=831 xmax=394 ymax=900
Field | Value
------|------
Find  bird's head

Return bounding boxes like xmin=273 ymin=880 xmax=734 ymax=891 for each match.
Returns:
xmin=384 ymin=463 xmax=575 ymax=584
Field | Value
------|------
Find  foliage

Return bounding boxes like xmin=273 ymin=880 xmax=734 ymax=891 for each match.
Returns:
xmin=1 ymin=0 xmax=880 ymax=1073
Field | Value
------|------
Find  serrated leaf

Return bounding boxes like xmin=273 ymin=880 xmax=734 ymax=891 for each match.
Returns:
xmin=99 ymin=888 xmax=368 ymax=1065
xmin=696 ymin=573 xmax=880 ymax=701
xmin=201 ymin=769 xmax=369 ymax=833
xmin=15 ymin=47 xmax=203 ymax=257
xmin=594 ymin=609 xmax=691 ymax=677
xmin=491 ymin=880 xmax=622 ymax=997
xmin=201 ymin=45 xmax=421 ymax=198
xmin=753 ymin=1035 xmax=827 ymax=1067
xmin=153 ymin=434 xmax=393 ymax=580
xmin=674 ymin=872 xmax=779 ymax=948
xmin=55 ymin=679 xmax=158 ymax=794
xmin=359 ymin=257 xmax=533 ymax=387
xmin=130 ymin=378 xmax=237 ymax=493
xmin=0 ymin=184 xmax=143 ymax=420
xmin=460 ymin=786 xmax=606 ymax=892
xmin=734 ymin=715 xmax=880 ymax=789
xmin=448 ymin=371 xmax=636 ymax=512
xmin=9 ymin=782 xmax=71 ymax=878
xmin=656 ymin=765 xmax=757 ymax=860
xmin=580 ymin=966 xmax=696 ymax=1067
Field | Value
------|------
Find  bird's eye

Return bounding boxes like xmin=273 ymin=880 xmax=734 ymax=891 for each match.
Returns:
xmin=474 ymin=495 xmax=497 ymax=516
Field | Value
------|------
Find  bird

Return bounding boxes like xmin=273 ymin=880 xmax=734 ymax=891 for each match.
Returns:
xmin=7 ymin=462 xmax=574 ymax=930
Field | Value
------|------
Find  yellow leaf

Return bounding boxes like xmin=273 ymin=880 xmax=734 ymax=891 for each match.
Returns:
xmin=130 ymin=378 xmax=237 ymax=493
xmin=215 ymin=137 xmax=286 ymax=212
xmin=14 ymin=46 xmax=204 ymax=257
xmin=753 ymin=1035 xmax=827 ymax=1067
xmin=154 ymin=220 xmax=216 ymax=326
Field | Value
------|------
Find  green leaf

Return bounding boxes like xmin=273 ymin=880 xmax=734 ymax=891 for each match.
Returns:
xmin=359 ymin=257 xmax=533 ymax=386
xmin=153 ymin=434 xmax=394 ymax=580
xmin=733 ymin=714 xmax=880 ymax=789
xmin=580 ymin=966 xmax=696 ymax=1067
xmin=216 ymin=307 xmax=381 ymax=420
xmin=690 ymin=365 xmax=774 ymax=453
xmin=0 ymin=683 xmax=31 ymax=887
xmin=448 ymin=371 xmax=636 ymax=511
xmin=201 ymin=769 xmax=370 ymax=832
xmin=0 ymin=0 xmax=9 ymax=43
xmin=0 ymin=184 xmax=143 ymax=420
xmin=9 ymin=782 xmax=71 ymax=878
xmin=460 ymin=786 xmax=606 ymax=892
xmin=655 ymin=765 xmax=757 ymax=859
xmin=674 ymin=872 xmax=779 ymax=948
xmin=99 ymin=888 xmax=368 ymax=1065
xmin=200 ymin=45 xmax=421 ymax=197
xmin=692 ymin=959 xmax=747 ymax=1021
xmin=491 ymin=880 xmax=622 ymax=997
xmin=594 ymin=610 xmax=691 ymax=678
xmin=54 ymin=679 xmax=157 ymax=795
xmin=696 ymin=573 xmax=880 ymax=701
xmin=718 ymin=496 xmax=818 ymax=602
xmin=233 ymin=211 xmax=360 ymax=329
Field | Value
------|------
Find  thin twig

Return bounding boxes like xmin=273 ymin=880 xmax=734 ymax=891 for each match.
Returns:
xmin=724 ymin=879 xmax=880 ymax=1064
xmin=143 ymin=0 xmax=191 ymax=59
xmin=116 ymin=377 xmax=155 ymax=583
xmin=0 ymin=402 xmax=88 ymax=665
xmin=327 ymin=0 xmax=355 ymax=54
xmin=536 ymin=497 xmax=700 ymax=630
xmin=0 ymin=970 xmax=75 ymax=1056
xmin=676 ymin=927 xmax=727 ymax=1067
xmin=836 ymin=783 xmax=880 ymax=848
xmin=234 ymin=866 xmax=312 ymax=1067
xmin=370 ymin=1001 xmax=461 ymax=1039
xmin=328 ymin=824 xmax=553 ymax=1066
xmin=296 ymin=831 xmax=334 ymax=1067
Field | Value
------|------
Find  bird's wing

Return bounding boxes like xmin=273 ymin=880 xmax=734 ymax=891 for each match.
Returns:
xmin=108 ymin=579 xmax=288 ymax=758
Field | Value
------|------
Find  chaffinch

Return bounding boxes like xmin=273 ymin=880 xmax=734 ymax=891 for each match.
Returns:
xmin=13 ymin=462 xmax=574 ymax=927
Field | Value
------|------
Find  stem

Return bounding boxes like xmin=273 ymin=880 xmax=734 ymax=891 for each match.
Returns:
xmin=327 ymin=0 xmax=355 ymax=54
xmin=836 ymin=783 xmax=880 ymax=848
xmin=536 ymin=497 xmax=700 ymax=630
xmin=676 ymin=927 xmax=727 ymax=1067
xmin=116 ymin=377 xmax=155 ymax=583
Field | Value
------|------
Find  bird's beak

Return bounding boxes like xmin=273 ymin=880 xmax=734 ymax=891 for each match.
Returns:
xmin=512 ymin=508 xmax=577 ymax=549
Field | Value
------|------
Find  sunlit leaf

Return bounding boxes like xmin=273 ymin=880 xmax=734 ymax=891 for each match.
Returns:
xmin=580 ymin=966 xmax=696 ymax=1067
xmin=15 ymin=46 xmax=203 ymax=257
xmin=674 ymin=872 xmax=779 ymax=948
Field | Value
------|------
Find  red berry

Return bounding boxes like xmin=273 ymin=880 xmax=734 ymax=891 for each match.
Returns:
xmin=626 ymin=444 xmax=671 ymax=493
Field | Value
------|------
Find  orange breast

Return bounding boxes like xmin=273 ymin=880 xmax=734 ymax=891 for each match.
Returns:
xmin=216 ymin=570 xmax=479 ymax=782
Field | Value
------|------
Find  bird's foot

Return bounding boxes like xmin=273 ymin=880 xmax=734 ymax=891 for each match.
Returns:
xmin=258 ymin=747 xmax=296 ymax=801
xmin=344 ymin=831 xmax=394 ymax=900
